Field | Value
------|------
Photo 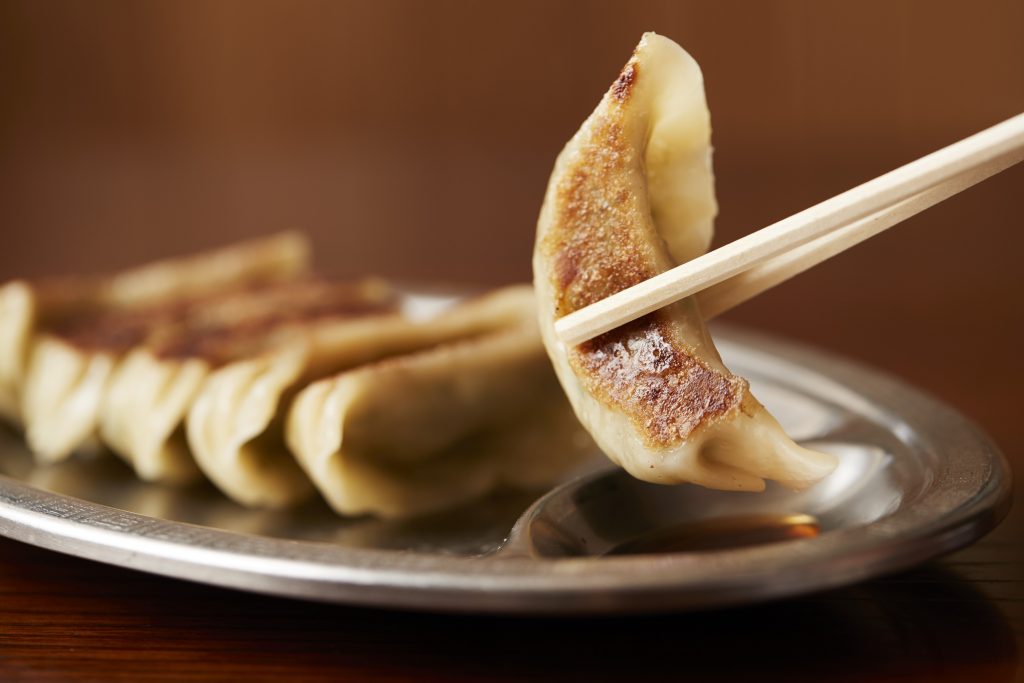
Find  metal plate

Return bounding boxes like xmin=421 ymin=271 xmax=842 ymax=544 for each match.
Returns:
xmin=0 ymin=325 xmax=1011 ymax=614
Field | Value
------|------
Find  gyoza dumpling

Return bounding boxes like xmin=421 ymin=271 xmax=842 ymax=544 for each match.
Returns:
xmin=100 ymin=348 xmax=209 ymax=481
xmin=99 ymin=278 xmax=397 ymax=483
xmin=533 ymin=33 xmax=836 ymax=491
xmin=0 ymin=277 xmax=101 ymax=421
xmin=186 ymin=285 xmax=567 ymax=509
xmin=12 ymin=232 xmax=309 ymax=461
xmin=286 ymin=289 xmax=593 ymax=519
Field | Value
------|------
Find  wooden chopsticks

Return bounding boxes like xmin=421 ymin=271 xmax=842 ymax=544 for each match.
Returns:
xmin=554 ymin=113 xmax=1024 ymax=347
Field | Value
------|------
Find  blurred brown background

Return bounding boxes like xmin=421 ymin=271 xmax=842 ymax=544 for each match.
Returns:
xmin=1 ymin=4 xmax=1024 ymax=680
xmin=1 ymin=0 xmax=1022 ymax=415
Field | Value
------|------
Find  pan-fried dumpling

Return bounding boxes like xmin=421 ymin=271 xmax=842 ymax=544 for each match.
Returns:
xmin=14 ymin=232 xmax=309 ymax=461
xmin=0 ymin=277 xmax=100 ymax=421
xmin=22 ymin=306 xmax=170 ymax=461
xmin=286 ymin=292 xmax=593 ymax=518
xmin=99 ymin=278 xmax=397 ymax=483
xmin=100 ymin=349 xmax=209 ymax=481
xmin=186 ymin=285 xmax=563 ymax=508
xmin=1 ymin=231 xmax=308 ymax=424
xmin=533 ymin=33 xmax=836 ymax=491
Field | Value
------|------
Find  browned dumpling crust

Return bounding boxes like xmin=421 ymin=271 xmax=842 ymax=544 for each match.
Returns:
xmin=5 ymin=232 xmax=312 ymax=462
xmin=98 ymin=277 xmax=397 ymax=483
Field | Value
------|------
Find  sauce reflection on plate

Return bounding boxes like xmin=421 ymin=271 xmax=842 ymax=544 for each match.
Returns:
xmin=606 ymin=513 xmax=820 ymax=555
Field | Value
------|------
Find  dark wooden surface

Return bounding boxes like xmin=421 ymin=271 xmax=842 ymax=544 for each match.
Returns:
xmin=1 ymin=2 xmax=1022 ymax=681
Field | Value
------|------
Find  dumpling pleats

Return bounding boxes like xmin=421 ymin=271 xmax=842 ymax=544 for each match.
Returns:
xmin=15 ymin=232 xmax=310 ymax=462
xmin=286 ymin=294 xmax=592 ymax=518
xmin=186 ymin=286 xmax=585 ymax=509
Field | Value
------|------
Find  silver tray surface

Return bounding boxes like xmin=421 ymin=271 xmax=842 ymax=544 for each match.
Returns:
xmin=0 ymin=325 xmax=1011 ymax=614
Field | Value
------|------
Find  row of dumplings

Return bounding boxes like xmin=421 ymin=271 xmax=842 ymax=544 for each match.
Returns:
xmin=0 ymin=233 xmax=593 ymax=518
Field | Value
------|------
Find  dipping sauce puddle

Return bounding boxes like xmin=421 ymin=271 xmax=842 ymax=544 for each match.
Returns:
xmin=606 ymin=513 xmax=820 ymax=556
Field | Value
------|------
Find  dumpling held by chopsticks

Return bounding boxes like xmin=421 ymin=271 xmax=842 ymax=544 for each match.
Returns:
xmin=533 ymin=33 xmax=837 ymax=491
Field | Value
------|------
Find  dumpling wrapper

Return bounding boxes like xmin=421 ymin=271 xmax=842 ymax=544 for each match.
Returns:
xmin=100 ymin=349 xmax=209 ymax=482
xmin=186 ymin=285 xmax=574 ymax=509
xmin=533 ymin=33 xmax=836 ymax=491
xmin=13 ymin=232 xmax=310 ymax=461
xmin=0 ymin=278 xmax=101 ymax=421
xmin=286 ymin=290 xmax=593 ymax=519
xmin=99 ymin=278 xmax=397 ymax=483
